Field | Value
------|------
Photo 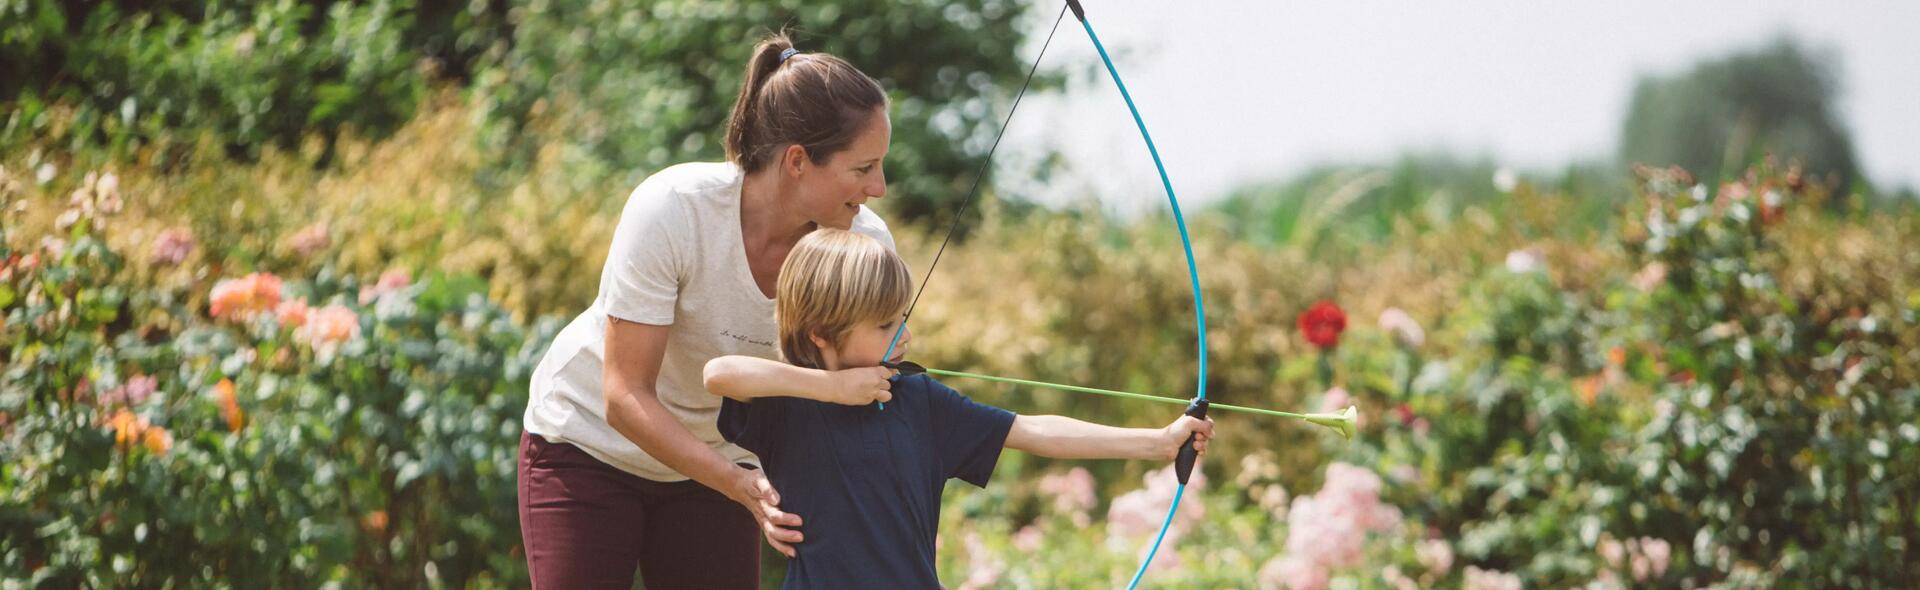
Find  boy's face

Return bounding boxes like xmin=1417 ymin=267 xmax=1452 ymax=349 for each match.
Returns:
xmin=814 ymin=311 xmax=910 ymax=370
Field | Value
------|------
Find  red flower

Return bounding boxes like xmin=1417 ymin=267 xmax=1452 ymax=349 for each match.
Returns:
xmin=1297 ymin=300 xmax=1347 ymax=350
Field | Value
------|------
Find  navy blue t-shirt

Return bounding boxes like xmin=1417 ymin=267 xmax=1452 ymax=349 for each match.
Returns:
xmin=718 ymin=374 xmax=1016 ymax=589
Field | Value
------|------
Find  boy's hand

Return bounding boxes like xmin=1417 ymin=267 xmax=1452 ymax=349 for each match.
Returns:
xmin=728 ymin=467 xmax=805 ymax=557
xmin=821 ymin=366 xmax=894 ymax=406
xmin=1157 ymin=415 xmax=1215 ymax=461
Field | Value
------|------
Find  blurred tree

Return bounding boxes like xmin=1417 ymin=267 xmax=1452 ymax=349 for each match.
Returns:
xmin=474 ymin=0 xmax=1050 ymax=225
xmin=2 ymin=0 xmax=1051 ymax=225
xmin=0 ymin=0 xmax=513 ymax=161
xmin=1618 ymin=37 xmax=1861 ymax=193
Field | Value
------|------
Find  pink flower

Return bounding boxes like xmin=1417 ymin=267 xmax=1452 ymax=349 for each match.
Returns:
xmin=286 ymin=222 xmax=331 ymax=258
xmin=1415 ymin=539 xmax=1453 ymax=574
xmin=1598 ymin=537 xmax=1625 ymax=568
xmin=209 ymin=273 xmax=285 ymax=321
xmin=1107 ymin=463 xmax=1207 ymax=541
xmin=1639 ymin=537 xmax=1671 ymax=578
xmin=275 ymin=298 xmax=311 ymax=328
xmin=358 ymin=268 xmax=412 ymax=304
xmin=1319 ymin=387 xmax=1349 ymax=413
xmin=1258 ymin=555 xmax=1327 ymax=590
xmin=1463 ymin=566 xmax=1521 ymax=590
xmin=98 ymin=375 xmax=158 ymax=407
xmin=299 ymin=304 xmax=361 ymax=358
xmin=1012 ymin=525 xmax=1043 ymax=552
xmin=1381 ymin=565 xmax=1419 ymax=590
xmin=1626 ymin=537 xmax=1671 ymax=581
xmin=1038 ymin=467 xmax=1097 ymax=525
xmin=955 ymin=531 xmax=1003 ymax=590
xmin=150 ymin=228 xmax=195 ymax=266
xmin=1377 ymin=307 xmax=1425 ymax=348
xmin=1273 ymin=463 xmax=1402 ymax=583
xmin=1631 ymin=262 xmax=1667 ymax=292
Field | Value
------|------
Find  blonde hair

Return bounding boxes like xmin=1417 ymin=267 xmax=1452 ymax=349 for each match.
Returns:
xmin=776 ymin=229 xmax=913 ymax=370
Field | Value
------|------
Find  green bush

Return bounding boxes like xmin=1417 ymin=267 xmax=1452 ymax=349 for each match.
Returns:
xmin=1337 ymin=162 xmax=1920 ymax=588
xmin=1 ymin=169 xmax=555 ymax=587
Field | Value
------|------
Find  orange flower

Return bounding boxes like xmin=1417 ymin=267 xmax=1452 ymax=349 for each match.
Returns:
xmin=107 ymin=409 xmax=169 ymax=455
xmin=108 ymin=409 xmax=143 ymax=447
xmin=142 ymin=426 xmax=174 ymax=455
xmin=215 ymin=378 xmax=246 ymax=433
xmin=209 ymin=272 xmax=284 ymax=321
xmin=1576 ymin=376 xmax=1602 ymax=406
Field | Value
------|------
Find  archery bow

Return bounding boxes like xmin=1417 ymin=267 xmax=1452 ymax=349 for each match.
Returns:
xmin=875 ymin=1 xmax=1348 ymax=586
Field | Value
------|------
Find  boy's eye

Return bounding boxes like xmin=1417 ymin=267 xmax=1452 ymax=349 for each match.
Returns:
xmin=879 ymin=321 xmax=895 ymax=331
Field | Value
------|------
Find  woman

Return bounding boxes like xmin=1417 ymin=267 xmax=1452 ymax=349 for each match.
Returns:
xmin=517 ymin=32 xmax=901 ymax=588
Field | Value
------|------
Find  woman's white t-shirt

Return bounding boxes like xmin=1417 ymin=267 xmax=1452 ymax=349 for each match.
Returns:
xmin=524 ymin=162 xmax=895 ymax=481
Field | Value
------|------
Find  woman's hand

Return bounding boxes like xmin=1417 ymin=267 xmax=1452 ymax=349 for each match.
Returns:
xmin=727 ymin=467 xmax=805 ymax=557
xmin=1156 ymin=415 xmax=1216 ymax=461
xmin=820 ymin=366 xmax=894 ymax=406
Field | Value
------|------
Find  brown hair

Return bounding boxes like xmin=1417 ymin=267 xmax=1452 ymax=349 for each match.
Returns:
xmin=776 ymin=229 xmax=912 ymax=370
xmin=724 ymin=32 xmax=889 ymax=174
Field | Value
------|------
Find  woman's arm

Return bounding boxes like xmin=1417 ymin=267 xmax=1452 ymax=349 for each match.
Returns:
xmin=703 ymin=355 xmax=893 ymax=405
xmin=1005 ymin=415 xmax=1214 ymax=461
xmin=601 ymin=317 xmax=805 ymax=556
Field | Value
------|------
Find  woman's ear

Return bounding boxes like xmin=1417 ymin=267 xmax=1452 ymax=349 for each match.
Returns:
xmin=781 ymin=144 xmax=809 ymax=178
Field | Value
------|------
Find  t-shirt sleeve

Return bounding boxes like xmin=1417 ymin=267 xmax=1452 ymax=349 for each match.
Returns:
xmin=599 ymin=179 xmax=691 ymax=325
xmin=850 ymin=205 xmax=897 ymax=253
xmin=718 ymin=397 xmax=786 ymax=457
xmin=922 ymin=377 xmax=1016 ymax=488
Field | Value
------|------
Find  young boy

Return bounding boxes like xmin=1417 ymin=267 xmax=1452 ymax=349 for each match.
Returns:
xmin=703 ymin=228 xmax=1214 ymax=588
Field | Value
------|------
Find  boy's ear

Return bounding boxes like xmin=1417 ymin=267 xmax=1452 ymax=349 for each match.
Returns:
xmin=807 ymin=329 xmax=833 ymax=354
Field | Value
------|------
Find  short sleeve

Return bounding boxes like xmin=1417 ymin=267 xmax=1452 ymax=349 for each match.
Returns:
xmin=718 ymin=397 xmax=786 ymax=457
xmin=920 ymin=377 xmax=1016 ymax=488
xmin=599 ymin=179 xmax=691 ymax=325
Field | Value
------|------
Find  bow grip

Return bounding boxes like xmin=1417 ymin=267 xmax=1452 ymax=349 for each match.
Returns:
xmin=1174 ymin=398 xmax=1209 ymax=485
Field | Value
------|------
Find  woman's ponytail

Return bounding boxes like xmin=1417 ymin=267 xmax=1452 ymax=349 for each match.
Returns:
xmin=724 ymin=33 xmax=795 ymax=167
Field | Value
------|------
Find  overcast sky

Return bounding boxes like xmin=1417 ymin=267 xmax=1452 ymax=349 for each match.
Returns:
xmin=991 ymin=1 xmax=1920 ymax=211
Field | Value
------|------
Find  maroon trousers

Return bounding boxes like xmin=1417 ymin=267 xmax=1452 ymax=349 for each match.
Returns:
xmin=517 ymin=431 xmax=760 ymax=589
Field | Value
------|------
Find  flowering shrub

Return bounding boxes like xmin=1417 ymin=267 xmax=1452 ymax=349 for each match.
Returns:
xmin=1 ymin=168 xmax=557 ymax=587
xmin=6 ymin=140 xmax=1916 ymax=590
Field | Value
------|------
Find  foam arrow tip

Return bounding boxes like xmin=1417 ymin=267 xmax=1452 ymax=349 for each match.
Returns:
xmin=1304 ymin=405 xmax=1358 ymax=440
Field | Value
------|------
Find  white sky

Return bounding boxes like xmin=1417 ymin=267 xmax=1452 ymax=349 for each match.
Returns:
xmin=993 ymin=1 xmax=1920 ymax=211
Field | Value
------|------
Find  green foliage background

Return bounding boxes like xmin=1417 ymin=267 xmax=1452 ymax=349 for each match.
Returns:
xmin=4 ymin=3 xmax=1918 ymax=588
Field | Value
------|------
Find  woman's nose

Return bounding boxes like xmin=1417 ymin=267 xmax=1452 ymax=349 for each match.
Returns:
xmin=867 ymin=169 xmax=888 ymax=198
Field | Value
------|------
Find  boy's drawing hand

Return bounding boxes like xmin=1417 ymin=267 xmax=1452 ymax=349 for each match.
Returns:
xmin=1157 ymin=416 xmax=1215 ymax=461
xmin=823 ymin=366 xmax=894 ymax=405
xmin=730 ymin=468 xmax=805 ymax=557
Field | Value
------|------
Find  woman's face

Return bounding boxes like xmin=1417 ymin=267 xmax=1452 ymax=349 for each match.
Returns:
xmin=789 ymin=109 xmax=890 ymax=229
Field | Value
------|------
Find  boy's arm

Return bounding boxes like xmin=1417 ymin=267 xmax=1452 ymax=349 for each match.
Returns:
xmin=702 ymin=355 xmax=894 ymax=405
xmin=1005 ymin=414 xmax=1214 ymax=460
